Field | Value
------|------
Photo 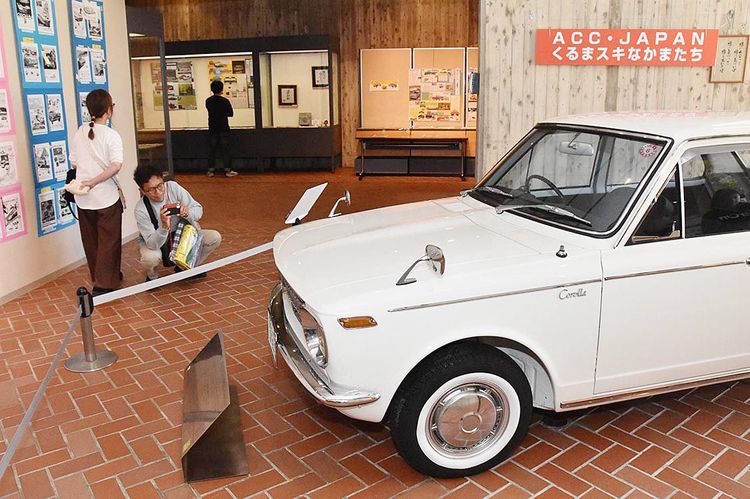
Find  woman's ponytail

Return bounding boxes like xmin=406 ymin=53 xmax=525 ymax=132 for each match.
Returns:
xmin=84 ymin=89 xmax=113 ymax=140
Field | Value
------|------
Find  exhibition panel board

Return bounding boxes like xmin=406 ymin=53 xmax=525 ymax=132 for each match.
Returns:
xmin=132 ymin=35 xmax=341 ymax=172
xmin=358 ymin=47 xmax=478 ymax=177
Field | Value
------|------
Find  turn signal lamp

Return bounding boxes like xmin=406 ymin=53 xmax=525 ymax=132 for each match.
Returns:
xmin=338 ymin=316 xmax=378 ymax=329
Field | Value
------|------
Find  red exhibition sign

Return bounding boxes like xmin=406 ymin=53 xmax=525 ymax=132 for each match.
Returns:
xmin=536 ymin=29 xmax=719 ymax=66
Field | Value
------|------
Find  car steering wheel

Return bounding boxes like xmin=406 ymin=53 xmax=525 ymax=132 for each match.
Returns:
xmin=525 ymin=174 xmax=564 ymax=200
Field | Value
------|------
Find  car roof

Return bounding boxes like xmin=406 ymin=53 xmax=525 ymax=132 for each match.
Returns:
xmin=541 ymin=112 xmax=750 ymax=143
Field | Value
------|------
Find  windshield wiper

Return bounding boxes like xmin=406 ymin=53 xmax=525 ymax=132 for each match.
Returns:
xmin=475 ymin=186 xmax=514 ymax=198
xmin=496 ymin=203 xmax=592 ymax=227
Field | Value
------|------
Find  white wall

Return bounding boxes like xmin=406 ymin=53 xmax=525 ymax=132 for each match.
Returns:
xmin=270 ymin=51 xmax=330 ymax=127
xmin=0 ymin=0 xmax=139 ymax=302
xmin=478 ymin=0 xmax=750 ymax=177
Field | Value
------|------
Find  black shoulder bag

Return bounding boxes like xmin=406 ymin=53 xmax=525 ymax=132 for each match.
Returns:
xmin=143 ymin=197 xmax=175 ymax=267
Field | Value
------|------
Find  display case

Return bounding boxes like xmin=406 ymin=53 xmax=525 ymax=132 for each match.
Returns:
xmin=130 ymin=35 xmax=341 ymax=172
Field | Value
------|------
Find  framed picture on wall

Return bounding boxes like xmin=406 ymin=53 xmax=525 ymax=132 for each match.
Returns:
xmin=710 ymin=35 xmax=749 ymax=83
xmin=311 ymin=66 xmax=329 ymax=88
xmin=278 ymin=85 xmax=297 ymax=106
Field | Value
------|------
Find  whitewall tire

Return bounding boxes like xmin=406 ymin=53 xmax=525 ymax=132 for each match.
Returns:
xmin=390 ymin=342 xmax=532 ymax=477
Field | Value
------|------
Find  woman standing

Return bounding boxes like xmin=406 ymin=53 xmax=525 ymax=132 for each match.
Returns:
xmin=69 ymin=89 xmax=124 ymax=296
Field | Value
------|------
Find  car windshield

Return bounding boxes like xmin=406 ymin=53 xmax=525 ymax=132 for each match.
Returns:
xmin=471 ymin=127 xmax=667 ymax=233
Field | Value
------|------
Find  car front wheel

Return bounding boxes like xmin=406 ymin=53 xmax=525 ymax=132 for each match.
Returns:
xmin=390 ymin=342 xmax=532 ymax=477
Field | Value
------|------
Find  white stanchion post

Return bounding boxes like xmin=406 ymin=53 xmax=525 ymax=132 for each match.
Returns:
xmin=64 ymin=287 xmax=117 ymax=372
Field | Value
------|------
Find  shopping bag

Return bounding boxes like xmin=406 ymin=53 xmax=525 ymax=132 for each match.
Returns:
xmin=169 ymin=218 xmax=204 ymax=270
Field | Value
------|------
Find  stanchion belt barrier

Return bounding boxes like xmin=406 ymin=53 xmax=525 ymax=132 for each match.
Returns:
xmin=0 ymin=310 xmax=81 ymax=480
xmin=0 ymin=240 xmax=274 ymax=480
xmin=94 ymin=241 xmax=273 ymax=306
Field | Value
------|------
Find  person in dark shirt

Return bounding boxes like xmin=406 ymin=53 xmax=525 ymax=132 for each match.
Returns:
xmin=205 ymin=79 xmax=238 ymax=177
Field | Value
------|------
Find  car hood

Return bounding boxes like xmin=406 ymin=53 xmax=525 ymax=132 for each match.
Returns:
xmin=274 ymin=196 xmax=598 ymax=313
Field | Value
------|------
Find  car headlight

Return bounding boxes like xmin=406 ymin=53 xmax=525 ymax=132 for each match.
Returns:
xmin=299 ymin=307 xmax=327 ymax=368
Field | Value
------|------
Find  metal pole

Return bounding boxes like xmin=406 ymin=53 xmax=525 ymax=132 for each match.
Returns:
xmin=65 ymin=287 xmax=118 ymax=372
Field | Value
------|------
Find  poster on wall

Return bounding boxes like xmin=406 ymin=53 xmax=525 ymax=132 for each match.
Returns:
xmin=12 ymin=0 xmax=72 ymax=236
xmin=408 ymin=68 xmax=462 ymax=123
xmin=0 ymin=90 xmax=11 ymax=133
xmin=15 ymin=0 xmax=35 ymax=33
xmin=37 ymin=187 xmax=56 ymax=232
xmin=207 ymin=58 xmax=252 ymax=108
xmin=35 ymin=0 xmax=55 ymax=36
xmin=21 ymin=41 xmax=41 ymax=82
xmin=40 ymin=43 xmax=59 ymax=82
xmin=2 ymin=191 xmax=25 ymax=237
xmin=0 ymin=142 xmax=18 ymax=187
xmin=27 ymin=94 xmax=48 ymax=135
xmin=369 ymin=80 xmax=399 ymax=91
xmin=71 ymin=1 xmax=86 ymax=38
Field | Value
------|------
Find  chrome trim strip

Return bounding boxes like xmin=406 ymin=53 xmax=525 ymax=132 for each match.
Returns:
xmin=268 ymin=283 xmax=380 ymax=408
xmin=604 ymin=260 xmax=744 ymax=281
xmin=388 ymin=279 xmax=601 ymax=313
xmin=561 ymin=370 xmax=750 ymax=410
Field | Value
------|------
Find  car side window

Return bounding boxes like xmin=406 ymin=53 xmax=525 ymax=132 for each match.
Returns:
xmin=630 ymin=167 xmax=681 ymax=244
xmin=682 ymin=148 xmax=750 ymax=238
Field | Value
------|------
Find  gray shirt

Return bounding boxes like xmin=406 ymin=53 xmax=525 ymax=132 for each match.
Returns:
xmin=134 ymin=181 xmax=203 ymax=251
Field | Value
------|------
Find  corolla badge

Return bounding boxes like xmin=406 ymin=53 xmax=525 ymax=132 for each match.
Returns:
xmin=559 ymin=288 xmax=587 ymax=300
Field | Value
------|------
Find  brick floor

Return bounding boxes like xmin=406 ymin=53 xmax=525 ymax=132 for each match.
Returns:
xmin=1 ymin=170 xmax=750 ymax=498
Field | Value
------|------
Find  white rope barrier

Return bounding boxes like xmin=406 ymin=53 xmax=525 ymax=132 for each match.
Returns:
xmin=0 ymin=311 xmax=81 ymax=480
xmin=94 ymin=241 xmax=273 ymax=306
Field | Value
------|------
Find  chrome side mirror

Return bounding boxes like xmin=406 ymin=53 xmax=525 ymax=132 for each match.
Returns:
xmin=396 ymin=244 xmax=446 ymax=286
xmin=328 ymin=190 xmax=351 ymax=218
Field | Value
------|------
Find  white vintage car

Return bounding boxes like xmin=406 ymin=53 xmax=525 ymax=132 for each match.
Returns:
xmin=268 ymin=112 xmax=750 ymax=477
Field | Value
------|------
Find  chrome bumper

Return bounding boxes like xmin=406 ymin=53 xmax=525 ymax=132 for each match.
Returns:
xmin=267 ymin=283 xmax=380 ymax=408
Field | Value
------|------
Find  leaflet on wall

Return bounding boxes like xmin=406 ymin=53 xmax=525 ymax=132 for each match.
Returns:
xmin=15 ymin=0 xmax=35 ymax=33
xmin=37 ymin=188 xmax=56 ymax=232
xmin=71 ymin=1 xmax=86 ymax=38
xmin=0 ymin=91 xmax=10 ymax=133
xmin=21 ymin=41 xmax=41 ymax=82
xmin=369 ymin=80 xmax=399 ymax=91
xmin=35 ymin=0 xmax=54 ymax=36
xmin=76 ymin=46 xmax=91 ymax=83
xmin=0 ymin=143 xmax=18 ymax=187
xmin=41 ymin=44 xmax=59 ymax=82
xmin=27 ymin=94 xmax=48 ymax=135
xmin=33 ymin=142 xmax=52 ymax=182
xmin=90 ymin=46 xmax=106 ymax=84
xmin=55 ymin=186 xmax=73 ymax=224
xmin=46 ymin=93 xmax=63 ymax=131
xmin=50 ymin=140 xmax=67 ymax=180
xmin=2 ymin=191 xmax=25 ymax=237
xmin=79 ymin=91 xmax=90 ymax=121
xmin=86 ymin=4 xmax=103 ymax=41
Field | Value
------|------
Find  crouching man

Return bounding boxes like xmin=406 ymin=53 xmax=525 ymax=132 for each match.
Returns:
xmin=133 ymin=164 xmax=222 ymax=282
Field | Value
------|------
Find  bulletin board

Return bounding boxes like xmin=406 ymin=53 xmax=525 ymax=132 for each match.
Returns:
xmin=412 ymin=48 xmax=464 ymax=129
xmin=360 ymin=47 xmax=478 ymax=130
xmin=359 ymin=48 xmax=411 ymax=129
xmin=466 ymin=47 xmax=479 ymax=128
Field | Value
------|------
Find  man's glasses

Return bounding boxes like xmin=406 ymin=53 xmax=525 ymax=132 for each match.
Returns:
xmin=143 ymin=181 xmax=164 ymax=194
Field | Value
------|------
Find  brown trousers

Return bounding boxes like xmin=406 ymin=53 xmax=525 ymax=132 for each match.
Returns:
xmin=78 ymin=201 xmax=123 ymax=289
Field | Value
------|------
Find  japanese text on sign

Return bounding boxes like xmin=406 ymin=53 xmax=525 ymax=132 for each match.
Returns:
xmin=710 ymin=35 xmax=748 ymax=83
xmin=536 ymin=29 xmax=719 ymax=66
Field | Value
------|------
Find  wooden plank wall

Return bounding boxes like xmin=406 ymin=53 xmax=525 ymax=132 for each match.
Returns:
xmin=478 ymin=0 xmax=750 ymax=178
xmin=125 ymin=0 xmax=480 ymax=168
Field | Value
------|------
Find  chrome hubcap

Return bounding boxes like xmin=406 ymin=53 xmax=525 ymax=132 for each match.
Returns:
xmin=428 ymin=383 xmax=509 ymax=456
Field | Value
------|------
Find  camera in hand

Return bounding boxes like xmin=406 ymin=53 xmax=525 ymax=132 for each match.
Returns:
xmin=165 ymin=203 xmax=181 ymax=215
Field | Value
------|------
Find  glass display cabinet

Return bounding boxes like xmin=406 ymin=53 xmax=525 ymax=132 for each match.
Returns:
xmin=129 ymin=35 xmax=340 ymax=172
